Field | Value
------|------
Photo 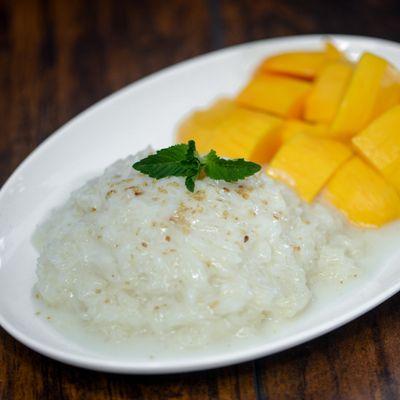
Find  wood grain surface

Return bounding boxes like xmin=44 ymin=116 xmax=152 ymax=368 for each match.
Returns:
xmin=1 ymin=0 xmax=400 ymax=399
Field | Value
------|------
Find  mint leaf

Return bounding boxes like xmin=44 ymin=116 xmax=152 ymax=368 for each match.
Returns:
xmin=182 ymin=160 xmax=201 ymax=192
xmin=132 ymin=144 xmax=190 ymax=178
xmin=182 ymin=140 xmax=201 ymax=192
xmin=132 ymin=141 xmax=261 ymax=192
xmin=185 ymin=175 xmax=196 ymax=192
xmin=186 ymin=140 xmax=197 ymax=161
xmin=204 ymin=150 xmax=261 ymax=182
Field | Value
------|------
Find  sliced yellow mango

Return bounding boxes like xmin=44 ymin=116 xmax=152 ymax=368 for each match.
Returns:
xmin=177 ymin=98 xmax=283 ymax=161
xmin=353 ymin=105 xmax=400 ymax=193
xmin=329 ymin=53 xmax=400 ymax=140
xmin=305 ymin=61 xmax=353 ymax=123
xmin=207 ymin=107 xmax=282 ymax=163
xmin=177 ymin=98 xmax=236 ymax=154
xmin=267 ymin=133 xmax=352 ymax=202
xmin=279 ymin=119 xmax=327 ymax=142
xmin=259 ymin=42 xmax=344 ymax=80
xmin=325 ymin=157 xmax=400 ymax=227
xmin=325 ymin=42 xmax=343 ymax=59
xmin=236 ymin=74 xmax=311 ymax=118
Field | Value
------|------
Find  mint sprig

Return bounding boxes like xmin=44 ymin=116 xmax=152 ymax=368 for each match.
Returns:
xmin=132 ymin=140 xmax=261 ymax=192
xmin=204 ymin=150 xmax=261 ymax=182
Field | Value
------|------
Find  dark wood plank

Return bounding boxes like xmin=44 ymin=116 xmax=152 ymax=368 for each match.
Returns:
xmin=220 ymin=0 xmax=400 ymax=46
xmin=1 ymin=0 xmax=400 ymax=399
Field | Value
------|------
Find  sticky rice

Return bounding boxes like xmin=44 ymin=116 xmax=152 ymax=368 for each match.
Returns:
xmin=34 ymin=150 xmax=362 ymax=346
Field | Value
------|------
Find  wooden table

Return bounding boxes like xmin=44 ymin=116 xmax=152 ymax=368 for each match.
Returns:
xmin=1 ymin=1 xmax=400 ymax=398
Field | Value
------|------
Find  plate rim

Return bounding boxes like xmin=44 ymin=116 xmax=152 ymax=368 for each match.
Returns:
xmin=1 ymin=33 xmax=400 ymax=374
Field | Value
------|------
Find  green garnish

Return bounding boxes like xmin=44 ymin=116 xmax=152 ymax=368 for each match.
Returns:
xmin=132 ymin=140 xmax=261 ymax=192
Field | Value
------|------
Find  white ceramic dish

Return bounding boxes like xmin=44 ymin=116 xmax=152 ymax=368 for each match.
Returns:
xmin=1 ymin=34 xmax=400 ymax=374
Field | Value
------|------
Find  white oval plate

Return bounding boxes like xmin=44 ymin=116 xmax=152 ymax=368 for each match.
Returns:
xmin=1 ymin=34 xmax=400 ymax=374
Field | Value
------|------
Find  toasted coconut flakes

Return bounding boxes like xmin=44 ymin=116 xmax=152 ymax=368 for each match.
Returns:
xmin=125 ymin=186 xmax=143 ymax=196
xmin=209 ymin=301 xmax=219 ymax=309
xmin=106 ymin=189 xmax=117 ymax=198
xmin=273 ymin=212 xmax=282 ymax=220
xmin=167 ymin=182 xmax=180 ymax=188
xmin=237 ymin=187 xmax=250 ymax=199
xmin=169 ymin=202 xmax=191 ymax=233
xmin=193 ymin=190 xmax=206 ymax=201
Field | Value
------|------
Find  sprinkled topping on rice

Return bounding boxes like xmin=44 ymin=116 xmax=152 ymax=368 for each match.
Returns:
xmin=33 ymin=149 xmax=363 ymax=347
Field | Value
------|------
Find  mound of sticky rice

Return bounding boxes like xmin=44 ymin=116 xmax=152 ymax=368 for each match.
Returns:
xmin=34 ymin=150 xmax=362 ymax=346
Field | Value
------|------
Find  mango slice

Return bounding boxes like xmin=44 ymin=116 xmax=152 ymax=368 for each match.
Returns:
xmin=325 ymin=157 xmax=400 ymax=227
xmin=177 ymin=98 xmax=283 ymax=161
xmin=329 ymin=53 xmax=400 ymax=139
xmin=352 ymin=105 xmax=400 ymax=194
xmin=259 ymin=42 xmax=343 ymax=80
xmin=325 ymin=42 xmax=343 ymax=60
xmin=207 ymin=107 xmax=282 ymax=163
xmin=237 ymin=74 xmax=311 ymax=118
xmin=267 ymin=133 xmax=352 ymax=202
xmin=177 ymin=98 xmax=236 ymax=154
xmin=305 ymin=61 xmax=353 ymax=123
xmin=279 ymin=119 xmax=327 ymax=142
